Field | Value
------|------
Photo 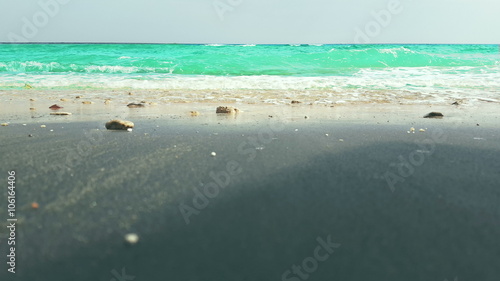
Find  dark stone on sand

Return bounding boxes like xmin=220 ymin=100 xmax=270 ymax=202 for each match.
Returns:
xmin=291 ymin=100 xmax=301 ymax=104
xmin=216 ymin=106 xmax=239 ymax=114
xmin=105 ymin=119 xmax=134 ymax=130
xmin=127 ymin=103 xmax=145 ymax=108
xmin=424 ymin=112 xmax=444 ymax=118
xmin=49 ymin=104 xmax=63 ymax=110
xmin=451 ymin=101 xmax=460 ymax=105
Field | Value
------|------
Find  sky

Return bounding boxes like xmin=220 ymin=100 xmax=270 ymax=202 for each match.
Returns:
xmin=0 ymin=0 xmax=499 ymax=44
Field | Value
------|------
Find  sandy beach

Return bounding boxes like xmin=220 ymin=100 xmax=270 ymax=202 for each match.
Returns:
xmin=0 ymin=90 xmax=499 ymax=281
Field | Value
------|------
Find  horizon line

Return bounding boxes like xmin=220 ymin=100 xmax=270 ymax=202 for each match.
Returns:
xmin=0 ymin=42 xmax=497 ymax=45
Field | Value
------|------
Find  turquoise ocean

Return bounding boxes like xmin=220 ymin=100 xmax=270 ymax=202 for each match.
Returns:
xmin=0 ymin=44 xmax=499 ymax=103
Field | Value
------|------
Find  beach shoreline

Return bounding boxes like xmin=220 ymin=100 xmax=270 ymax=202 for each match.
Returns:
xmin=1 ymin=88 xmax=499 ymax=127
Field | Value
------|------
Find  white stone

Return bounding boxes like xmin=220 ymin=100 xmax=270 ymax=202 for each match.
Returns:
xmin=124 ymin=233 xmax=139 ymax=245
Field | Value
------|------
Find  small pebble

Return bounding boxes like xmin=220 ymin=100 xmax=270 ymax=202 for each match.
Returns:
xmin=127 ymin=128 xmax=133 ymax=132
xmin=325 ymin=134 xmax=329 ymax=137
xmin=49 ymin=104 xmax=63 ymax=109
xmin=31 ymin=202 xmax=39 ymax=209
xmin=1 ymin=123 xmax=8 ymax=126
xmin=50 ymin=112 xmax=72 ymax=116
xmin=127 ymin=103 xmax=145 ymax=108
xmin=105 ymin=119 xmax=134 ymax=130
xmin=28 ymin=134 xmax=33 ymax=137
xmin=419 ymin=129 xmax=426 ymax=132
xmin=294 ymin=129 xmax=298 ymax=132
xmin=82 ymin=101 xmax=93 ymax=104
xmin=216 ymin=106 xmax=238 ymax=114
xmin=211 ymin=152 xmax=217 ymax=157
xmin=339 ymin=139 xmax=344 ymax=142
xmin=124 ymin=233 xmax=139 ymax=245
xmin=40 ymin=125 xmax=46 ymax=128
xmin=424 ymin=112 xmax=444 ymax=118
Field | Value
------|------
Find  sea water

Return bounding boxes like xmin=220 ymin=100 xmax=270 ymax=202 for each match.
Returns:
xmin=0 ymin=44 xmax=498 ymax=104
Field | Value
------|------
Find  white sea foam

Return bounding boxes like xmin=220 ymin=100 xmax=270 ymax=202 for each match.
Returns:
xmin=1 ymin=66 xmax=498 ymax=104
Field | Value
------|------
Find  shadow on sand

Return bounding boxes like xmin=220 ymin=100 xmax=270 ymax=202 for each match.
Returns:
xmin=7 ymin=140 xmax=500 ymax=281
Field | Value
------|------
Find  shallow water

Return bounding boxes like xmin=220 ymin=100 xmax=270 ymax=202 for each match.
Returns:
xmin=1 ymin=44 xmax=499 ymax=103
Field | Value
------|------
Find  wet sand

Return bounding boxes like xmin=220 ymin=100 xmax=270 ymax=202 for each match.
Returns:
xmin=1 ymin=96 xmax=500 ymax=281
